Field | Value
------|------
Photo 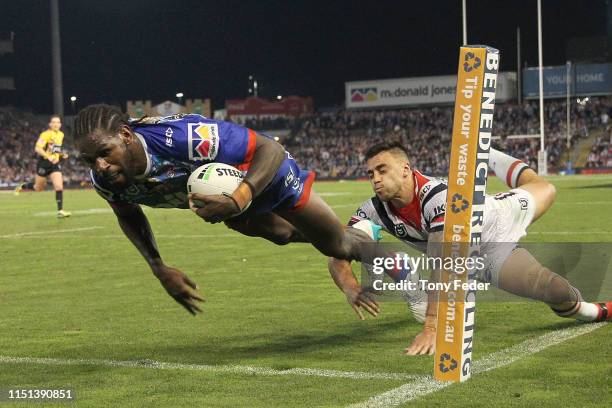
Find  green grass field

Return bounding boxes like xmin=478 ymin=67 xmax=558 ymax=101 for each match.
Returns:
xmin=0 ymin=175 xmax=610 ymax=407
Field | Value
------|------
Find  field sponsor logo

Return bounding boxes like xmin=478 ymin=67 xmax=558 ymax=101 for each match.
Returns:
xmin=435 ymin=46 xmax=498 ymax=383
xmin=350 ymin=87 xmax=378 ymax=103
xmin=450 ymin=193 xmax=469 ymax=213
xmin=463 ymin=52 xmax=482 ymax=72
xmin=188 ymin=123 xmax=219 ymax=161
xmin=438 ymin=353 xmax=458 ymax=373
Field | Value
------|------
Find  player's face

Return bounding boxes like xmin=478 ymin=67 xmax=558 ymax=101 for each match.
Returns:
xmin=366 ymin=151 xmax=410 ymax=201
xmin=49 ymin=117 xmax=61 ymax=131
xmin=78 ymin=130 xmax=139 ymax=189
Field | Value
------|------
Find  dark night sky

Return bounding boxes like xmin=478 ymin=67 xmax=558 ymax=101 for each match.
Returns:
xmin=0 ymin=0 xmax=607 ymax=114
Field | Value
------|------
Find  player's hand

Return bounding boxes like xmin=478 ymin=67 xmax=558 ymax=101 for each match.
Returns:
xmin=344 ymin=286 xmax=380 ymax=320
xmin=49 ymin=156 xmax=60 ymax=164
xmin=152 ymin=264 xmax=204 ymax=315
xmin=189 ymin=192 xmax=240 ymax=223
xmin=405 ymin=327 xmax=436 ymax=356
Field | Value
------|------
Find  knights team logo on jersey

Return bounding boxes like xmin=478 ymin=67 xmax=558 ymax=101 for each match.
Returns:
xmin=188 ymin=122 xmax=219 ymax=161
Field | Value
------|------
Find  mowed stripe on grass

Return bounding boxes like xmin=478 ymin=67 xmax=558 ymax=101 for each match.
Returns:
xmin=348 ymin=322 xmax=608 ymax=407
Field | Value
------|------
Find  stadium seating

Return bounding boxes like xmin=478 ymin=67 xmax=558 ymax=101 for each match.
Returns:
xmin=1 ymin=97 xmax=610 ymax=187
xmin=0 ymin=108 xmax=90 ymax=187
xmin=279 ymin=97 xmax=611 ymax=178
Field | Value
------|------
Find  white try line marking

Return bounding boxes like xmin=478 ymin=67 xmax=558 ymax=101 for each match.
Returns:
xmin=0 ymin=226 xmax=104 ymax=239
xmin=0 ymin=355 xmax=420 ymax=381
xmin=348 ymin=322 xmax=608 ymax=408
xmin=34 ymin=208 xmax=113 ymax=216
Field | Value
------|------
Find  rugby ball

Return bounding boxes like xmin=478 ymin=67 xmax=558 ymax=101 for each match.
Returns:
xmin=187 ymin=163 xmax=244 ymax=197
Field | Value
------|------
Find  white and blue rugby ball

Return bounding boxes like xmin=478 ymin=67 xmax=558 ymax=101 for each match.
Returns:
xmin=187 ymin=163 xmax=244 ymax=197
xmin=187 ymin=163 xmax=251 ymax=213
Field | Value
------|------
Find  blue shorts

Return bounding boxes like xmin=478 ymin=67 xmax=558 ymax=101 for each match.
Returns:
xmin=240 ymin=152 xmax=315 ymax=217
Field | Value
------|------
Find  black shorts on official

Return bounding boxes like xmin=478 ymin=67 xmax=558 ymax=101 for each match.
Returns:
xmin=36 ymin=160 xmax=61 ymax=177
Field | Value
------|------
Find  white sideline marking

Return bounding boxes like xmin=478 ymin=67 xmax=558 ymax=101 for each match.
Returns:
xmin=34 ymin=208 xmax=112 ymax=216
xmin=127 ymin=234 xmax=237 ymax=239
xmin=331 ymin=204 xmax=358 ymax=209
xmin=319 ymin=192 xmax=353 ymax=197
xmin=348 ymin=322 xmax=607 ymax=408
xmin=0 ymin=355 xmax=419 ymax=381
xmin=530 ymin=231 xmax=612 ymax=235
xmin=0 ymin=226 xmax=103 ymax=239
xmin=554 ymin=201 xmax=610 ymax=205
xmin=546 ymin=175 xmax=612 ymax=181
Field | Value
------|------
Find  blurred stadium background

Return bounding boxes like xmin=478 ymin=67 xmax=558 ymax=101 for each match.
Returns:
xmin=1 ymin=1 xmax=612 ymax=189
xmin=1 ymin=1 xmax=611 ymax=407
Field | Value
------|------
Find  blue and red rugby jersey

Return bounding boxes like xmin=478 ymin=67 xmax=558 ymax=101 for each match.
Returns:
xmin=91 ymin=114 xmax=315 ymax=213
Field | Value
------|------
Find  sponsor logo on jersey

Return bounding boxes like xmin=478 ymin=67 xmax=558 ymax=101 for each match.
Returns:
xmin=188 ymin=123 xmax=219 ymax=161
xmin=419 ymin=183 xmax=432 ymax=200
xmin=134 ymin=114 xmax=187 ymax=125
xmin=284 ymin=167 xmax=302 ymax=191
xmin=165 ymin=127 xmax=174 ymax=147
xmin=356 ymin=208 xmax=368 ymax=219
xmin=394 ymin=223 xmax=408 ymax=237
xmin=433 ymin=203 xmax=445 ymax=216
xmin=494 ymin=191 xmax=516 ymax=200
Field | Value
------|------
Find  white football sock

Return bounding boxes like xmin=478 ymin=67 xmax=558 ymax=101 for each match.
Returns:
xmin=551 ymin=288 xmax=601 ymax=322
xmin=572 ymin=302 xmax=602 ymax=322
xmin=488 ymin=148 xmax=530 ymax=188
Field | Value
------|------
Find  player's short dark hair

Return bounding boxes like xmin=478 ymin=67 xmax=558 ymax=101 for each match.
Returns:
xmin=364 ymin=141 xmax=410 ymax=162
xmin=49 ymin=114 xmax=61 ymax=121
xmin=74 ymin=104 xmax=130 ymax=140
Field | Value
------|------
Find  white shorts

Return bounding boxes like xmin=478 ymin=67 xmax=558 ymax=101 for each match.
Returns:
xmin=478 ymin=188 xmax=536 ymax=285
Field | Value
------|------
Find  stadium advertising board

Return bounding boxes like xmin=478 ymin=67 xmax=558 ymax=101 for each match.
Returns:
xmin=225 ymin=96 xmax=314 ymax=120
xmin=523 ymin=63 xmax=612 ymax=98
xmin=345 ymin=72 xmax=514 ymax=108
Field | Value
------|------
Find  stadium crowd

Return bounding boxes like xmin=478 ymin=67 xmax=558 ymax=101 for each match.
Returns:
xmin=1 ymin=97 xmax=611 ymax=187
xmin=586 ymin=133 xmax=612 ymax=167
xmin=283 ymin=97 xmax=612 ymax=177
xmin=0 ymin=108 xmax=89 ymax=187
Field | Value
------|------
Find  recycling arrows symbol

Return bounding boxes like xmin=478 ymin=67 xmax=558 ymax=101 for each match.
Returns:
xmin=463 ymin=51 xmax=481 ymax=72
xmin=451 ymin=193 xmax=469 ymax=213
xmin=439 ymin=353 xmax=458 ymax=373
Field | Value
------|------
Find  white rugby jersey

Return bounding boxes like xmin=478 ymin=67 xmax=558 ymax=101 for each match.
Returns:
xmin=348 ymin=170 xmax=504 ymax=246
xmin=348 ymin=170 xmax=447 ymax=244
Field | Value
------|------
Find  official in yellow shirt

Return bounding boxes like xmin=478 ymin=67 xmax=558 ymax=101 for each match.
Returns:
xmin=15 ymin=115 xmax=71 ymax=218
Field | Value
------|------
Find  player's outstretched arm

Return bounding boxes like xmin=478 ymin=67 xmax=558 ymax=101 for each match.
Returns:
xmin=405 ymin=231 xmax=443 ymax=356
xmin=111 ymin=203 xmax=204 ymax=315
xmin=328 ymin=258 xmax=380 ymax=320
xmin=190 ymin=134 xmax=285 ymax=223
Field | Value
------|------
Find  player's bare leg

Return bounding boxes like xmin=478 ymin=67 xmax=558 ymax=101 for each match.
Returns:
xmin=225 ymin=212 xmax=309 ymax=245
xmin=50 ymin=171 xmax=70 ymax=218
xmin=490 ymin=148 xmax=611 ymax=322
xmin=277 ymin=191 xmax=379 ymax=261
xmin=498 ymin=248 xmax=611 ymax=322
xmin=33 ymin=175 xmax=47 ymax=192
